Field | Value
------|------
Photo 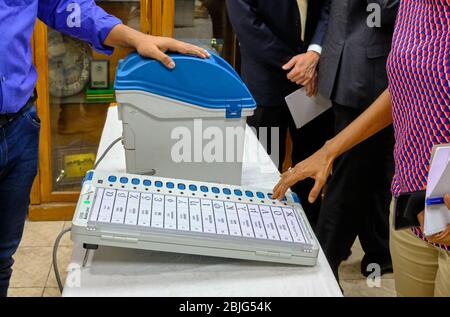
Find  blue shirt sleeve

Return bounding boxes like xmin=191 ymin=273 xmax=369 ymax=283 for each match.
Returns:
xmin=37 ymin=0 xmax=122 ymax=55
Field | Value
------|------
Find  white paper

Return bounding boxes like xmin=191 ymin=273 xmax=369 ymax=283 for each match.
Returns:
xmin=259 ymin=205 xmax=280 ymax=241
xmin=138 ymin=193 xmax=152 ymax=227
xmin=224 ymin=202 xmax=242 ymax=237
xmin=236 ymin=203 xmax=255 ymax=238
xmin=424 ymin=144 xmax=450 ymax=235
xmin=151 ymin=194 xmax=164 ymax=228
xmin=283 ymin=208 xmax=306 ymax=243
xmin=212 ymin=201 xmax=229 ymax=235
xmin=90 ymin=188 xmax=104 ymax=222
xmin=188 ymin=198 xmax=203 ymax=232
xmin=97 ymin=189 xmax=116 ymax=223
xmin=247 ymin=204 xmax=267 ymax=239
xmin=177 ymin=197 xmax=190 ymax=231
xmin=200 ymin=199 xmax=216 ymax=233
xmin=164 ymin=195 xmax=177 ymax=230
xmin=270 ymin=206 xmax=293 ymax=242
xmin=285 ymin=88 xmax=332 ymax=129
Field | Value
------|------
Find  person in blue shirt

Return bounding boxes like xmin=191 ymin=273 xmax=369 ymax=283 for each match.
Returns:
xmin=0 ymin=0 xmax=209 ymax=297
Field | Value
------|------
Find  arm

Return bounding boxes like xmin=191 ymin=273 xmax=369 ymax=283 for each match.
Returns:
xmin=310 ymin=0 xmax=331 ymax=48
xmin=283 ymin=0 xmax=331 ymax=90
xmin=273 ymin=89 xmax=393 ymax=202
xmin=367 ymin=0 xmax=399 ymax=25
xmin=38 ymin=0 xmax=209 ymax=68
xmin=225 ymin=0 xmax=296 ymax=68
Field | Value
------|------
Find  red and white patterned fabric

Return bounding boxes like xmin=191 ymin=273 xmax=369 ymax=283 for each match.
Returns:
xmin=387 ymin=0 xmax=450 ymax=250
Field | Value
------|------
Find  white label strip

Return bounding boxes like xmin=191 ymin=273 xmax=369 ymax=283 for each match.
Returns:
xmin=212 ymin=201 xmax=229 ymax=235
xmin=164 ymin=195 xmax=177 ymax=230
xmin=247 ymin=204 xmax=267 ymax=239
xmin=282 ymin=208 xmax=306 ymax=243
xmin=200 ymin=199 xmax=216 ymax=234
xmin=138 ymin=193 xmax=152 ymax=227
xmin=177 ymin=196 xmax=190 ymax=231
xmin=97 ymin=189 xmax=116 ymax=223
xmin=89 ymin=188 xmax=104 ymax=222
xmin=88 ymin=187 xmax=309 ymax=245
xmin=270 ymin=206 xmax=293 ymax=242
xmin=124 ymin=192 xmax=140 ymax=226
xmin=259 ymin=205 xmax=280 ymax=241
xmin=111 ymin=190 xmax=128 ymax=224
xmin=151 ymin=194 xmax=164 ymax=228
xmin=236 ymin=203 xmax=255 ymax=238
xmin=189 ymin=198 xmax=203 ymax=232
xmin=224 ymin=202 xmax=242 ymax=236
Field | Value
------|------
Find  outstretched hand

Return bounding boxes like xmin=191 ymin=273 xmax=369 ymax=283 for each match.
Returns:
xmin=272 ymin=143 xmax=335 ymax=202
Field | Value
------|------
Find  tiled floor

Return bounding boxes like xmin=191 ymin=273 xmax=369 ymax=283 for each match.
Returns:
xmin=8 ymin=220 xmax=396 ymax=297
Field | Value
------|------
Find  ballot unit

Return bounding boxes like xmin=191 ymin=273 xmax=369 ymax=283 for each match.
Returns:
xmin=71 ymin=170 xmax=319 ymax=266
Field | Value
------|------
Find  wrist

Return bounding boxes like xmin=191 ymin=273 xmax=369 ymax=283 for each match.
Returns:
xmin=127 ymin=27 xmax=146 ymax=49
xmin=323 ymin=139 xmax=340 ymax=162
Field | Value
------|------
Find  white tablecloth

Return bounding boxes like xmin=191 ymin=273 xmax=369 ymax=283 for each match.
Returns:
xmin=62 ymin=106 xmax=342 ymax=297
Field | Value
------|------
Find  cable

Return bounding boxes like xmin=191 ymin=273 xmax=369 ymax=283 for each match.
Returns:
xmin=53 ymin=227 xmax=72 ymax=293
xmin=93 ymin=137 xmax=123 ymax=170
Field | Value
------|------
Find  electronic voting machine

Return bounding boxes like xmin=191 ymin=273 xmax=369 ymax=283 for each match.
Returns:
xmin=71 ymin=170 xmax=319 ymax=266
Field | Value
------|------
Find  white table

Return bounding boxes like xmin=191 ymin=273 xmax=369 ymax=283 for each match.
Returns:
xmin=62 ymin=106 xmax=342 ymax=297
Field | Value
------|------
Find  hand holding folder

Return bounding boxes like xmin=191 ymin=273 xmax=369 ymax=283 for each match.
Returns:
xmin=424 ymin=144 xmax=450 ymax=236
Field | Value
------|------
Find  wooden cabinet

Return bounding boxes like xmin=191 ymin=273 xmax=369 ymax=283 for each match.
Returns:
xmin=29 ymin=0 xmax=238 ymax=220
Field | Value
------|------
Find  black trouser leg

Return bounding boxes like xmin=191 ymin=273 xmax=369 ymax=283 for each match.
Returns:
xmin=317 ymin=103 xmax=394 ymax=280
xmin=247 ymin=104 xmax=334 ymax=229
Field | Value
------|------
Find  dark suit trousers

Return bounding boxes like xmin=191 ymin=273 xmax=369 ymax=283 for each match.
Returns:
xmin=247 ymin=103 xmax=334 ymax=228
xmin=317 ymin=103 xmax=395 ymax=280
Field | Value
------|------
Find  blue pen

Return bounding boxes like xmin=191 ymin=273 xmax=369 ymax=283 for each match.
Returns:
xmin=426 ymin=197 xmax=445 ymax=206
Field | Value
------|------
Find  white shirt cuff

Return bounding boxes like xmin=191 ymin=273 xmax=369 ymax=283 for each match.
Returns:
xmin=307 ymin=44 xmax=322 ymax=55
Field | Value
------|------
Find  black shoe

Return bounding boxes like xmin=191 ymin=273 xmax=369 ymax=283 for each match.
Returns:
xmin=360 ymin=255 xmax=393 ymax=278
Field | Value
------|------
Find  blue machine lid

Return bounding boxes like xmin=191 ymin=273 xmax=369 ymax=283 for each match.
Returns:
xmin=114 ymin=51 xmax=256 ymax=118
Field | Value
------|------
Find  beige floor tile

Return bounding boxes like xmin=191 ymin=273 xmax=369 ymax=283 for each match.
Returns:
xmin=7 ymin=287 xmax=43 ymax=297
xmin=43 ymin=287 xmax=61 ymax=297
xmin=20 ymin=221 xmax=65 ymax=247
xmin=46 ymin=246 xmax=74 ymax=288
xmin=341 ymin=278 xmax=396 ymax=297
xmin=10 ymin=247 xmax=52 ymax=288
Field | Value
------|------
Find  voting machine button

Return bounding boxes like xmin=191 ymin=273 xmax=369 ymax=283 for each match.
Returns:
xmin=200 ymin=186 xmax=208 ymax=193
xmin=177 ymin=183 xmax=186 ymax=190
xmin=223 ymin=188 xmax=231 ymax=195
xmin=234 ymin=189 xmax=242 ymax=196
xmin=245 ymin=191 xmax=254 ymax=198
xmin=155 ymin=181 xmax=163 ymax=188
xmin=166 ymin=182 xmax=175 ymax=189
xmin=189 ymin=184 xmax=197 ymax=191
xmin=211 ymin=187 xmax=220 ymax=194
xmin=120 ymin=177 xmax=128 ymax=184
xmin=108 ymin=176 xmax=117 ymax=183
xmin=143 ymin=180 xmax=151 ymax=186
xmin=256 ymin=192 xmax=265 ymax=199
xmin=131 ymin=178 xmax=140 ymax=185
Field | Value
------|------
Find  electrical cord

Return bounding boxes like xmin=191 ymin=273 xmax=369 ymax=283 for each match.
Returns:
xmin=53 ymin=227 xmax=72 ymax=293
xmin=93 ymin=136 xmax=123 ymax=169
xmin=52 ymin=137 xmax=123 ymax=294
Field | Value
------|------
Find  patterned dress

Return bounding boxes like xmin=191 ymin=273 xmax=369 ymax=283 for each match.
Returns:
xmin=387 ymin=0 xmax=450 ymax=250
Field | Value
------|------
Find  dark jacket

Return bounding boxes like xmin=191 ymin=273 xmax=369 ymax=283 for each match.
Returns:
xmin=315 ymin=0 xmax=399 ymax=108
xmin=226 ymin=0 xmax=325 ymax=107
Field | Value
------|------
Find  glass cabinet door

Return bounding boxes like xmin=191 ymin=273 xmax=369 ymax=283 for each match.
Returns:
xmin=172 ymin=0 xmax=238 ymax=65
xmin=35 ymin=0 xmax=150 ymax=201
